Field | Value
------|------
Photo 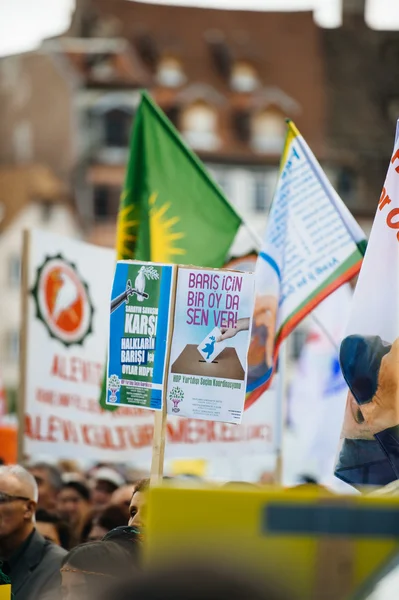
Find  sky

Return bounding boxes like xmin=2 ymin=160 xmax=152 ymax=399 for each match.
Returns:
xmin=0 ymin=0 xmax=399 ymax=57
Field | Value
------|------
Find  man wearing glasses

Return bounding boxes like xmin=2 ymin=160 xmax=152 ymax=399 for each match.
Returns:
xmin=0 ymin=465 xmax=66 ymax=600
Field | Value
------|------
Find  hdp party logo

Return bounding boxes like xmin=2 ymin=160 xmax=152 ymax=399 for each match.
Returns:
xmin=31 ymin=255 xmax=94 ymax=346
xmin=170 ymin=386 xmax=184 ymax=413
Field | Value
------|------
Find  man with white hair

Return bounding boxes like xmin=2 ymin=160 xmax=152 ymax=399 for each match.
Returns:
xmin=0 ymin=465 xmax=66 ymax=600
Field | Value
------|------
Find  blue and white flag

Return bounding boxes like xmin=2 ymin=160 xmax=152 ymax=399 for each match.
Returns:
xmin=246 ymin=120 xmax=366 ymax=408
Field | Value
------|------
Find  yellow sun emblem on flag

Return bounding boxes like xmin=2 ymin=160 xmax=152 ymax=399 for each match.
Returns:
xmin=116 ymin=190 xmax=186 ymax=262
xmin=116 ymin=190 xmax=139 ymax=260
xmin=148 ymin=192 xmax=186 ymax=262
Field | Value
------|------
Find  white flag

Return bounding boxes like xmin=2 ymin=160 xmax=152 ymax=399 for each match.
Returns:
xmin=336 ymin=121 xmax=399 ymax=487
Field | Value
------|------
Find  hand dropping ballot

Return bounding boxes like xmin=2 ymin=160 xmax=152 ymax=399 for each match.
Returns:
xmin=167 ymin=267 xmax=255 ymax=424
xmin=197 ymin=327 xmax=223 ymax=363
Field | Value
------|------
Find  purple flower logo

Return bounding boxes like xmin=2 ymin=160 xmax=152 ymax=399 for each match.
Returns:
xmin=170 ymin=386 xmax=184 ymax=413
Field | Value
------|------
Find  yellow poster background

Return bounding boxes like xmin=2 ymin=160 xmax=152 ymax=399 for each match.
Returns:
xmin=146 ymin=485 xmax=399 ymax=600
xmin=0 ymin=585 xmax=11 ymax=600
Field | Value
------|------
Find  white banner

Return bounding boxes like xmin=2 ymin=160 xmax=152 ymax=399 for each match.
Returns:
xmin=336 ymin=122 xmax=399 ymax=487
xmin=22 ymin=229 xmax=127 ymax=461
xmin=115 ymin=385 xmax=279 ymax=472
xmin=22 ymin=232 xmax=277 ymax=470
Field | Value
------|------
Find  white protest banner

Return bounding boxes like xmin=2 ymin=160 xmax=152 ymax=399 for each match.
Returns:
xmin=246 ymin=120 xmax=366 ymax=408
xmin=166 ymin=266 xmax=255 ymax=424
xmin=97 ymin=384 xmax=278 ymax=472
xmin=20 ymin=229 xmax=142 ymax=462
xmin=288 ymin=284 xmax=352 ymax=487
xmin=336 ymin=122 xmax=399 ymax=487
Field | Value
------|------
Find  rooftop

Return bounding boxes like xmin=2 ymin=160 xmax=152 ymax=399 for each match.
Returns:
xmin=63 ymin=0 xmax=326 ymax=159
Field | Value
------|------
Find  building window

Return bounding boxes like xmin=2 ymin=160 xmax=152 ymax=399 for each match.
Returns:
xmin=215 ymin=174 xmax=230 ymax=197
xmin=253 ymin=177 xmax=268 ymax=212
xmin=182 ymin=101 xmax=219 ymax=151
xmin=251 ymin=109 xmax=286 ymax=154
xmin=91 ymin=58 xmax=115 ymax=81
xmin=94 ymin=187 xmax=108 ymax=220
xmin=104 ymin=108 xmax=132 ymax=147
xmin=13 ymin=121 xmax=32 ymax=163
xmin=231 ymin=61 xmax=259 ymax=93
xmin=165 ymin=106 xmax=180 ymax=127
xmin=210 ymin=169 xmax=230 ymax=198
xmin=387 ymin=98 xmax=399 ymax=123
xmin=157 ymin=56 xmax=185 ymax=87
xmin=8 ymin=256 xmax=21 ymax=288
xmin=233 ymin=110 xmax=251 ymax=143
xmin=93 ymin=186 xmax=121 ymax=221
xmin=337 ymin=168 xmax=357 ymax=207
xmin=5 ymin=330 xmax=19 ymax=362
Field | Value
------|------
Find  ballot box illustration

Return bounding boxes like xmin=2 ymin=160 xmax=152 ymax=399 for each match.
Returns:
xmin=167 ymin=266 xmax=255 ymax=424
xmin=171 ymin=344 xmax=245 ymax=381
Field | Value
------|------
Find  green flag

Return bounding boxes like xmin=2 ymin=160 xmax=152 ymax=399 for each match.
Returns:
xmin=117 ymin=90 xmax=241 ymax=264
xmin=100 ymin=91 xmax=242 ymax=409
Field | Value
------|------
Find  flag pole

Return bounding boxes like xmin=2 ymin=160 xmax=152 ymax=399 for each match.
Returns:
xmin=236 ymin=220 xmax=286 ymax=485
xmin=239 ymin=220 xmax=338 ymax=350
xmin=18 ymin=230 xmax=30 ymax=463
xmin=274 ymin=340 xmax=287 ymax=485
xmin=150 ymin=267 xmax=178 ymax=486
xmin=308 ymin=311 xmax=339 ymax=351
xmin=237 ymin=218 xmax=339 ymax=485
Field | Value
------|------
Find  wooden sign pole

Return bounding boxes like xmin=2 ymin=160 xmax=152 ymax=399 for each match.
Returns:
xmin=149 ymin=266 xmax=177 ymax=486
xmin=274 ymin=341 xmax=288 ymax=485
xmin=17 ymin=230 xmax=30 ymax=463
xmin=150 ymin=402 xmax=167 ymax=486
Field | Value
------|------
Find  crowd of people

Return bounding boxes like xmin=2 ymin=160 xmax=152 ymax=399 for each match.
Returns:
xmin=1 ymin=460 xmax=394 ymax=600
xmin=0 ymin=459 xmax=308 ymax=600
xmin=0 ymin=461 xmax=150 ymax=600
xmin=0 ymin=460 xmax=296 ymax=600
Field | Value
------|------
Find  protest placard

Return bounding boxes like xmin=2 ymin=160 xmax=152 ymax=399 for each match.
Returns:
xmin=19 ymin=229 xmax=147 ymax=462
xmin=166 ymin=267 xmax=255 ymax=424
xmin=0 ymin=585 xmax=11 ymax=600
xmin=146 ymin=484 xmax=399 ymax=600
xmin=20 ymin=238 xmax=275 ymax=470
xmin=107 ymin=261 xmax=176 ymax=410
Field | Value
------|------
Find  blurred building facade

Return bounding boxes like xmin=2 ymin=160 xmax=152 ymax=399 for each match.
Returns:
xmin=323 ymin=0 xmax=397 ymax=219
xmin=0 ymin=0 xmax=395 ymax=389
xmin=0 ymin=166 xmax=79 ymax=392
xmin=2 ymin=0 xmax=330 ymax=248
xmin=51 ymin=0 xmax=328 ymax=253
